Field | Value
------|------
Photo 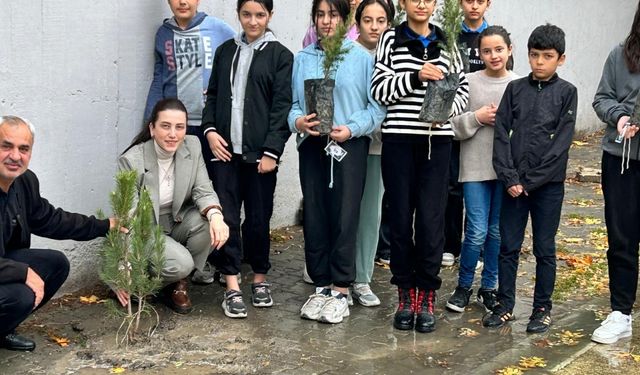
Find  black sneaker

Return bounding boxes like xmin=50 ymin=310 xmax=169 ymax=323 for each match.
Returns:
xmin=393 ymin=287 xmax=416 ymax=330
xmin=526 ymin=307 xmax=551 ymax=333
xmin=222 ymin=290 xmax=247 ymax=318
xmin=446 ymin=286 xmax=472 ymax=313
xmin=476 ymin=288 xmax=498 ymax=312
xmin=482 ymin=304 xmax=514 ymax=328
xmin=251 ymin=282 xmax=273 ymax=307
xmin=415 ymin=289 xmax=437 ymax=333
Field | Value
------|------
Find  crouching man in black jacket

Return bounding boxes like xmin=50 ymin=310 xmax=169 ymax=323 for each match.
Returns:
xmin=0 ymin=116 xmax=116 ymax=351
xmin=483 ymin=24 xmax=578 ymax=334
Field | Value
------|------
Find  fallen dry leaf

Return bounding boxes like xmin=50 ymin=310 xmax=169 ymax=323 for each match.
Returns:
xmin=518 ymin=356 xmax=547 ymax=369
xmin=467 ymin=318 xmax=481 ymax=324
xmin=458 ymin=328 xmax=480 ymax=337
xmin=495 ymin=366 xmax=524 ymax=375
xmin=618 ymin=352 xmax=640 ymax=363
xmin=572 ymin=141 xmax=589 ymax=147
xmin=79 ymin=295 xmax=106 ymax=304
xmin=49 ymin=335 xmax=70 ymax=347
xmin=562 ymin=237 xmax=585 ymax=245
xmin=533 ymin=338 xmax=555 ymax=348
xmin=555 ymin=330 xmax=585 ymax=346
xmin=567 ymin=198 xmax=596 ymax=207
xmin=109 ymin=367 xmax=126 ymax=374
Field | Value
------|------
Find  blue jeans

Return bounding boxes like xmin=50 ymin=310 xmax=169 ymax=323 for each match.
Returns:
xmin=458 ymin=181 xmax=502 ymax=290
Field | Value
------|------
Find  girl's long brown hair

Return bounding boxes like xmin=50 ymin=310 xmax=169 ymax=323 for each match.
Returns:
xmin=624 ymin=1 xmax=640 ymax=73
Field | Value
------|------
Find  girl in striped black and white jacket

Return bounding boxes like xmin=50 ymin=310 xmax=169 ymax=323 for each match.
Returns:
xmin=370 ymin=0 xmax=468 ymax=334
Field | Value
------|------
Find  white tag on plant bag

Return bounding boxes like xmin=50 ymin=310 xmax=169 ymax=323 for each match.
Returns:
xmin=324 ymin=140 xmax=348 ymax=162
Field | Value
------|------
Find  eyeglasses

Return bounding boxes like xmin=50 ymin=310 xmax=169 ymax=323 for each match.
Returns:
xmin=408 ymin=0 xmax=436 ymax=6
xmin=463 ymin=0 xmax=487 ymax=5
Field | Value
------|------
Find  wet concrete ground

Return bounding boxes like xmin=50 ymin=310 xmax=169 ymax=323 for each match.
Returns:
xmin=2 ymin=133 xmax=640 ymax=374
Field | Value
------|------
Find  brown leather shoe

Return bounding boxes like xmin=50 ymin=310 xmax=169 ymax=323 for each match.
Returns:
xmin=165 ymin=279 xmax=193 ymax=314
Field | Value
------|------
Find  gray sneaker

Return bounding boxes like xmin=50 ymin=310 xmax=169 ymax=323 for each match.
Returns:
xmin=222 ymin=289 xmax=247 ymax=318
xmin=352 ymin=283 xmax=381 ymax=307
xmin=191 ymin=262 xmax=215 ymax=284
xmin=300 ymin=287 xmax=331 ymax=320
xmin=251 ymin=282 xmax=273 ymax=307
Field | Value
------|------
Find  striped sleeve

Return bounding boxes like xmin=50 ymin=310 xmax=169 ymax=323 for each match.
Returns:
xmin=371 ymin=30 xmax=422 ymax=106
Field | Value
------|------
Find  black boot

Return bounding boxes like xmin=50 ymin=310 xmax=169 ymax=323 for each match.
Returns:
xmin=415 ymin=289 xmax=437 ymax=333
xmin=393 ymin=287 xmax=416 ymax=330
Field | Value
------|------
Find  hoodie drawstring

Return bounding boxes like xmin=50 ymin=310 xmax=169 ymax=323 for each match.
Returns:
xmin=327 ymin=137 xmax=335 ymax=189
xmin=621 ymin=136 xmax=632 ymax=174
xmin=427 ymin=126 xmax=433 ymax=160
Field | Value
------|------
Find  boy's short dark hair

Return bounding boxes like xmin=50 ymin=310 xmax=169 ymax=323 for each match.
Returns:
xmin=527 ymin=24 xmax=566 ymax=56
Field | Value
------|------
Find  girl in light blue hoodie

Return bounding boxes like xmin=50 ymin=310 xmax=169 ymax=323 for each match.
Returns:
xmin=288 ymin=0 xmax=385 ymax=325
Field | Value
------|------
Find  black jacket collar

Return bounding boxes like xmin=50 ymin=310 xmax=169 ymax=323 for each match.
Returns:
xmin=527 ymin=72 xmax=559 ymax=89
xmin=393 ymin=21 xmax=446 ymax=48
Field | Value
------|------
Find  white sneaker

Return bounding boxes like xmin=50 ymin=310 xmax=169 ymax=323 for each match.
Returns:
xmin=442 ymin=252 xmax=455 ymax=267
xmin=352 ymin=283 xmax=381 ymax=307
xmin=318 ymin=291 xmax=350 ymax=324
xmin=302 ymin=265 xmax=314 ymax=284
xmin=300 ymin=287 xmax=330 ymax=320
xmin=592 ymin=311 xmax=632 ymax=344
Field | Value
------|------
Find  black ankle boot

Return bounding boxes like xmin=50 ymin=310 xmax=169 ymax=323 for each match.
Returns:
xmin=393 ymin=287 xmax=416 ymax=330
xmin=415 ymin=289 xmax=436 ymax=333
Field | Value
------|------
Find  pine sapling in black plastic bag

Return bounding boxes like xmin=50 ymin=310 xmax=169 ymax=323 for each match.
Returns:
xmin=419 ymin=0 xmax=464 ymax=124
xmin=304 ymin=15 xmax=351 ymax=135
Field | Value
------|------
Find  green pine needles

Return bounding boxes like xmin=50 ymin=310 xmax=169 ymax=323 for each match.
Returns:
xmin=392 ymin=1 xmax=406 ymax=27
xmin=435 ymin=0 xmax=464 ymax=63
xmin=321 ymin=16 xmax=351 ymax=80
xmin=100 ymin=170 xmax=165 ymax=346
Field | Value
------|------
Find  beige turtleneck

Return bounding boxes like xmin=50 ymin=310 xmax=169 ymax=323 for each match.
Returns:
xmin=154 ymin=141 xmax=176 ymax=216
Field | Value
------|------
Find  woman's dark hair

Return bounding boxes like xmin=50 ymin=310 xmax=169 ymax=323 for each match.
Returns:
xmin=624 ymin=1 xmax=640 ymax=73
xmin=237 ymin=0 xmax=273 ymax=13
xmin=123 ymin=98 xmax=188 ymax=154
xmin=478 ymin=25 xmax=514 ymax=71
xmin=355 ymin=0 xmax=395 ymax=25
xmin=311 ymin=0 xmax=350 ymax=26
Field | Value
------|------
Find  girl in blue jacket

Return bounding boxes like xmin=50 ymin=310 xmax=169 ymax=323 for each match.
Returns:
xmin=288 ymin=0 xmax=385 ymax=325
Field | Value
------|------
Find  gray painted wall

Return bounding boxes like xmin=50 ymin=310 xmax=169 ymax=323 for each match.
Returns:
xmin=0 ymin=0 xmax=635 ymax=291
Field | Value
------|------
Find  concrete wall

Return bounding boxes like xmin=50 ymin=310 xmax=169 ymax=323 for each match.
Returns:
xmin=0 ymin=0 xmax=635 ymax=292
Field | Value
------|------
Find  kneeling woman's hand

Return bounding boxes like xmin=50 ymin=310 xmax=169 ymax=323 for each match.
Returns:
xmin=209 ymin=213 xmax=229 ymax=250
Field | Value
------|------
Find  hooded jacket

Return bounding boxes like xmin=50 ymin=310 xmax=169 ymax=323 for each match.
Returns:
xmin=493 ymin=73 xmax=578 ymax=192
xmin=201 ymin=31 xmax=293 ymax=162
xmin=594 ymin=44 xmax=640 ymax=160
xmin=144 ymin=12 xmax=235 ymax=127
xmin=287 ymin=39 xmax=386 ymax=148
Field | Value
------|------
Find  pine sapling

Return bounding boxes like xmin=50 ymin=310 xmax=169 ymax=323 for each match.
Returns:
xmin=435 ymin=0 xmax=464 ymax=70
xmin=100 ymin=170 xmax=165 ymax=347
xmin=321 ymin=16 xmax=351 ymax=80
